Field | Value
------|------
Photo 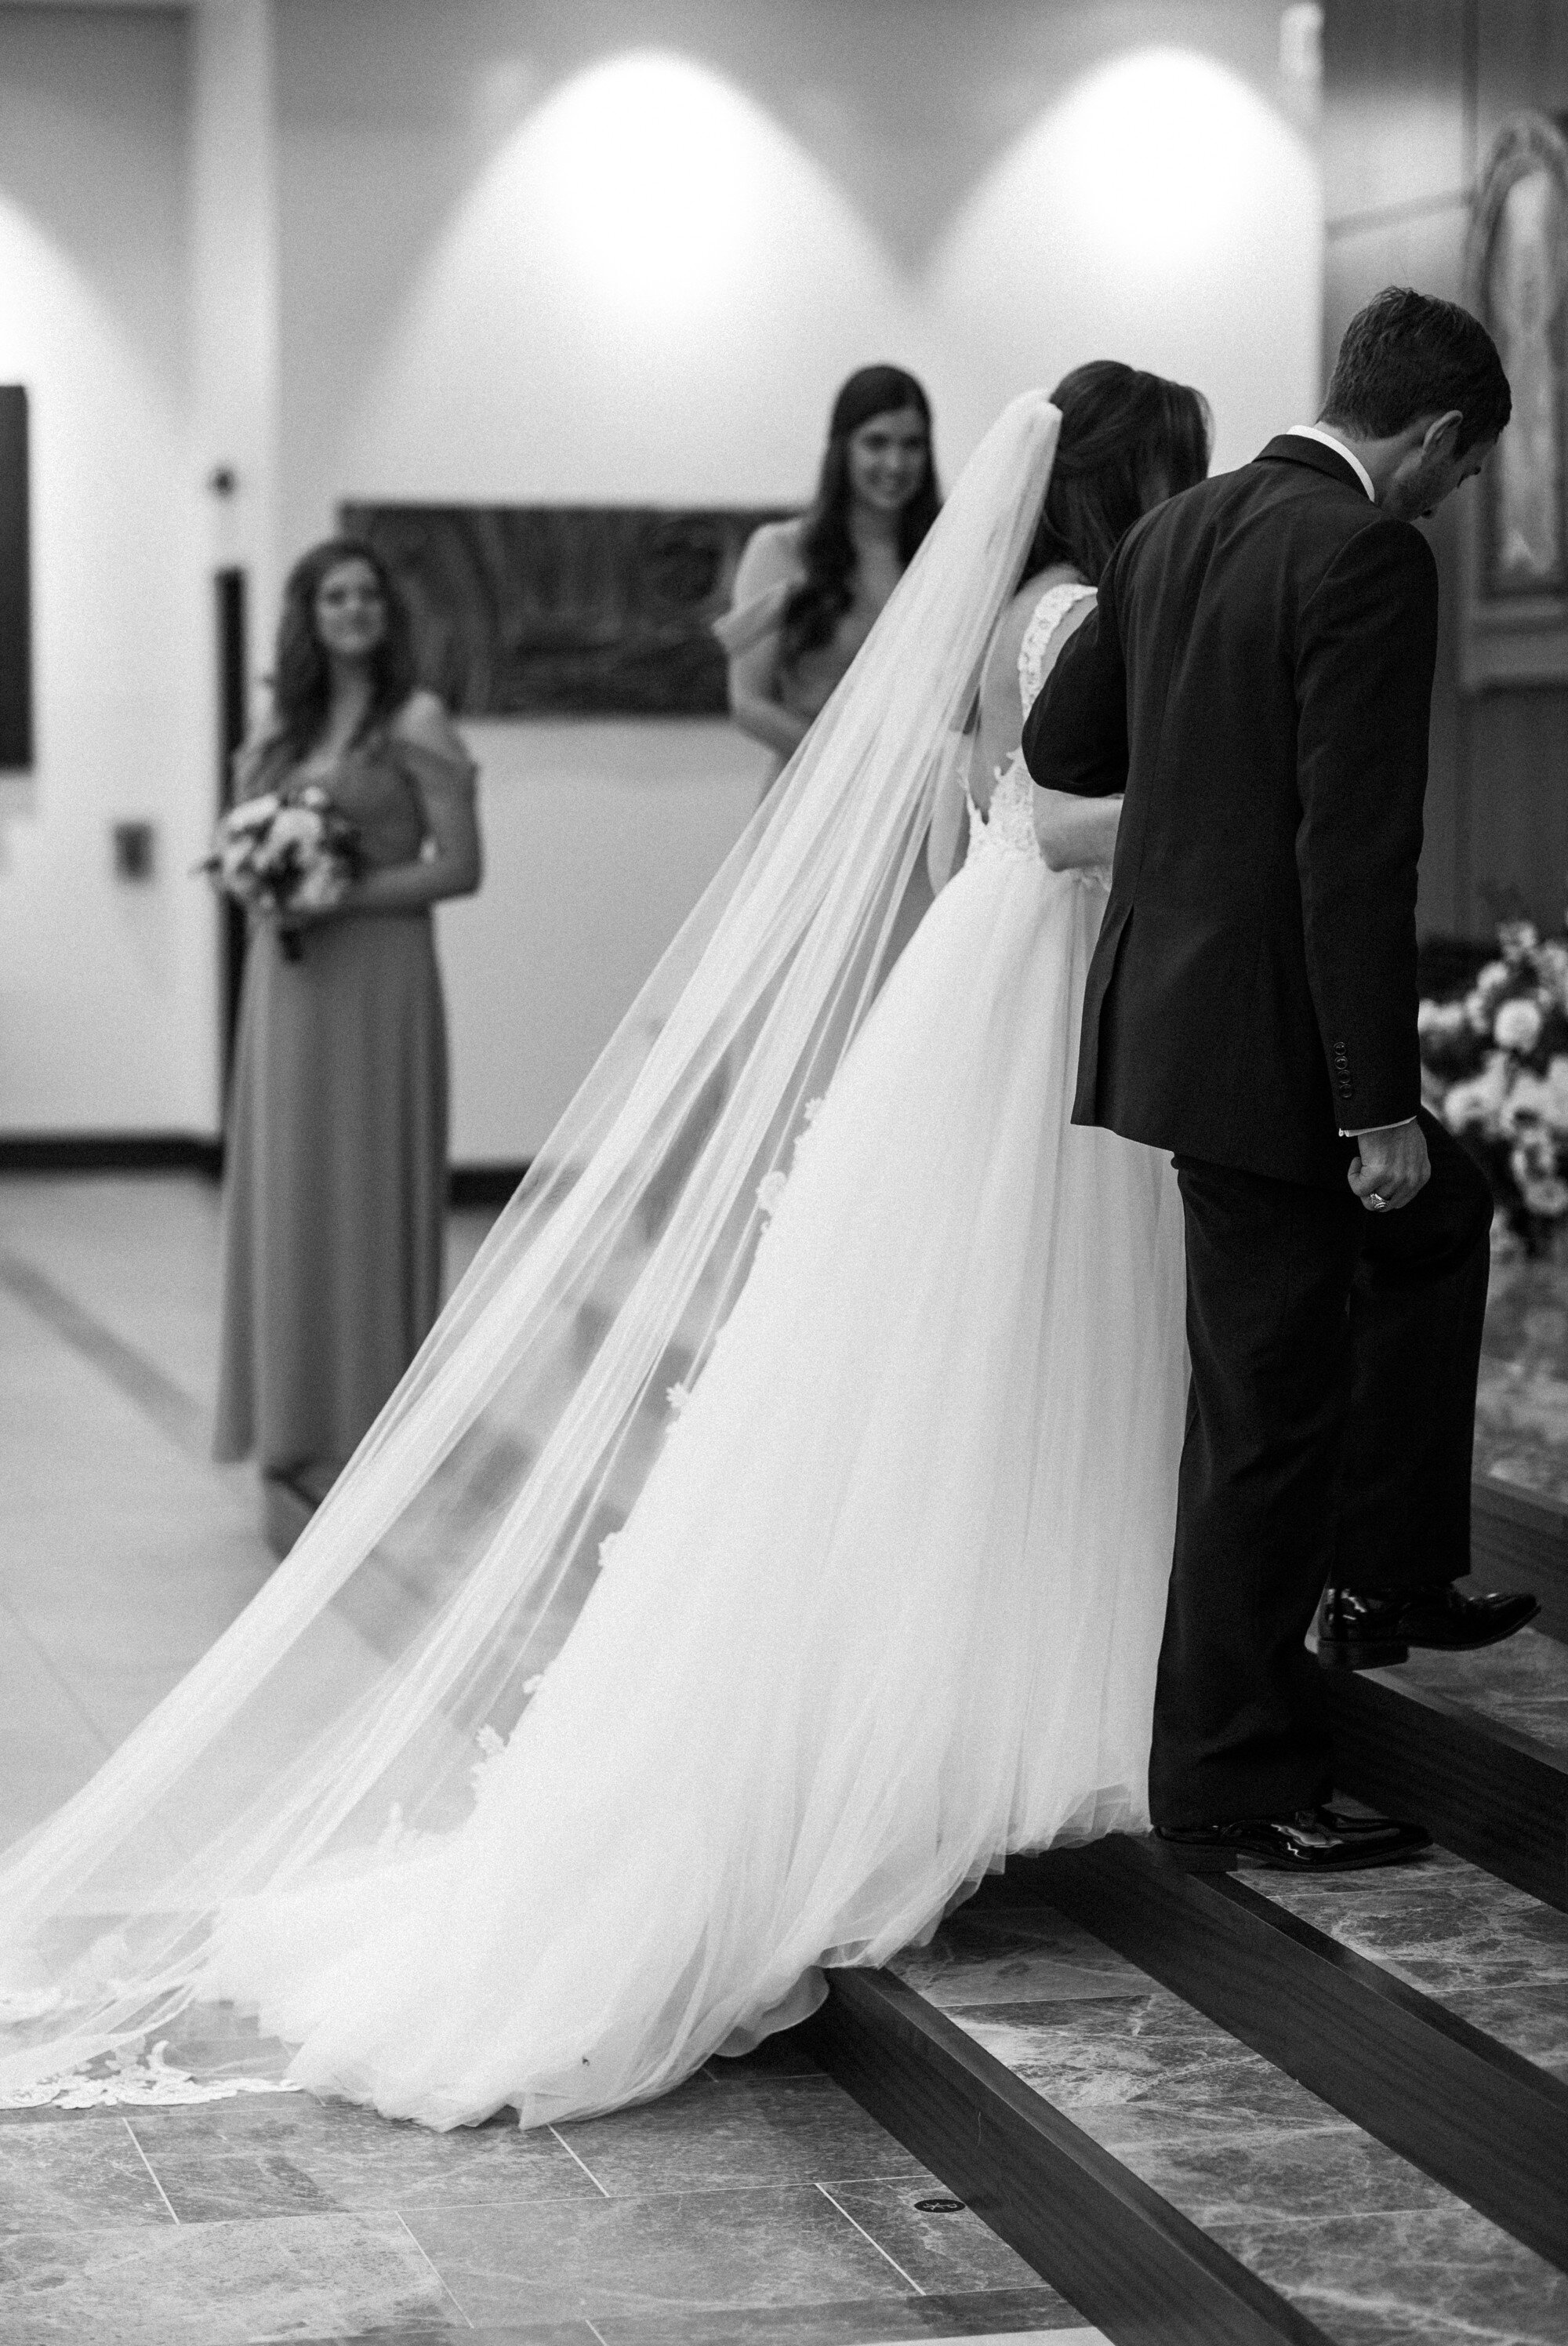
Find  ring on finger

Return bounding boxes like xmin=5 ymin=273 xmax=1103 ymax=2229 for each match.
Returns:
xmin=1367 ymin=1190 xmax=1388 ymax=1209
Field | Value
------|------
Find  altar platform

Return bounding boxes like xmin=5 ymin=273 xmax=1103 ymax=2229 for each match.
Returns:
xmin=0 ymin=1171 xmax=1563 ymax=2344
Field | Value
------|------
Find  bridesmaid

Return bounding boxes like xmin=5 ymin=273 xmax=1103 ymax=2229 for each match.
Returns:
xmin=720 ymin=365 xmax=940 ymax=793
xmin=214 ymin=538 xmax=483 ymax=1545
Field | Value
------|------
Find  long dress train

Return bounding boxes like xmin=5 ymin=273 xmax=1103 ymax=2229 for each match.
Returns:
xmin=201 ymin=593 xmax=1188 ymax=2130
xmin=0 ymin=394 xmax=1186 ymax=2135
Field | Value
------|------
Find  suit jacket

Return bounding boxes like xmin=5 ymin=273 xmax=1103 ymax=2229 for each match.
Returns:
xmin=1022 ymin=434 xmax=1439 ymax=1187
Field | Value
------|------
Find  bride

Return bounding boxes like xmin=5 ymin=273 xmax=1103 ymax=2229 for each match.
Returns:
xmin=0 ymin=366 xmax=1210 ymax=2131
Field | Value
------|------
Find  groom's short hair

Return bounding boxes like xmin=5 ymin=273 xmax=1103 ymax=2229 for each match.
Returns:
xmin=1322 ymin=287 xmax=1511 ymax=453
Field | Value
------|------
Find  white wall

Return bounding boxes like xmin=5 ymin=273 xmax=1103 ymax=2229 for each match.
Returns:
xmin=0 ymin=0 xmax=1322 ymax=1155
xmin=191 ymin=0 xmax=281 ymax=645
xmin=272 ymin=0 xmax=1321 ymax=1159
xmin=0 ymin=5 xmax=210 ymax=1134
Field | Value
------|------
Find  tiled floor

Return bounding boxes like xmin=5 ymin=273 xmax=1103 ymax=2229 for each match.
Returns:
xmin=1254 ymin=1844 xmax=1568 ymax=2075
xmin=0 ymin=2049 xmax=1099 ymax=2342
xmin=894 ymin=1906 xmax=1568 ymax=2345
xmin=6 ymin=1171 xmax=1566 ymax=2343
xmin=0 ymin=1174 xmax=1103 ymax=2346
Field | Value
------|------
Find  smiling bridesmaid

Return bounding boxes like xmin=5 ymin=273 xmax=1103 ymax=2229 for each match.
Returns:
xmin=214 ymin=539 xmax=483 ymax=1549
xmin=720 ymin=365 xmax=942 ymax=794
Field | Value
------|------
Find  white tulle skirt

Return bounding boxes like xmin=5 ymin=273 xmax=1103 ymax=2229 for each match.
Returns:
xmin=205 ymin=828 xmax=1189 ymax=2130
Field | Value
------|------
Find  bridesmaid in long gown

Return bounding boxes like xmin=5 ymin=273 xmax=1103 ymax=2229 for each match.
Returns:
xmin=720 ymin=364 xmax=940 ymax=790
xmin=214 ymin=539 xmax=482 ymax=1542
xmin=720 ymin=365 xmax=942 ymax=982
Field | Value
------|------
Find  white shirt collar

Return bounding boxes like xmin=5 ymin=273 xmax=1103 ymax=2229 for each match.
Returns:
xmin=1284 ymin=423 xmax=1376 ymax=503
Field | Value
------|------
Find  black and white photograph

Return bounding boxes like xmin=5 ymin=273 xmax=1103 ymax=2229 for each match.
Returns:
xmin=0 ymin=3 xmax=1565 ymax=2343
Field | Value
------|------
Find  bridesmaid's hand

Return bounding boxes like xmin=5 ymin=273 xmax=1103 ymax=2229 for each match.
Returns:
xmin=260 ymin=896 xmax=342 ymax=948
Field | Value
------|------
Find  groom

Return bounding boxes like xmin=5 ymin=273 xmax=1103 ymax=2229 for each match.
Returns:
xmin=1025 ymin=288 xmax=1531 ymax=1872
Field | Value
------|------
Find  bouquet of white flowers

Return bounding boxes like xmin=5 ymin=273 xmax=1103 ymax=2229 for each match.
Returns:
xmin=1419 ymin=917 xmax=1568 ymax=1251
xmin=197 ymin=785 xmax=362 ymax=962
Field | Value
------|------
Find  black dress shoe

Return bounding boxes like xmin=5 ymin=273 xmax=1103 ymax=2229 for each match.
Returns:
xmin=1318 ymin=1583 xmax=1541 ymax=1670
xmin=1156 ymin=1803 xmax=1432 ymax=1873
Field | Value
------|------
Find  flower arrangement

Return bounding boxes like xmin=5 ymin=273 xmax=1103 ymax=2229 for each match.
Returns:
xmin=1419 ymin=917 xmax=1568 ymax=1250
xmin=197 ymin=786 xmax=361 ymax=962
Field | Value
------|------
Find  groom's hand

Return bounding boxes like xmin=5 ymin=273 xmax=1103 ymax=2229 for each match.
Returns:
xmin=1347 ymin=1120 xmax=1430 ymax=1212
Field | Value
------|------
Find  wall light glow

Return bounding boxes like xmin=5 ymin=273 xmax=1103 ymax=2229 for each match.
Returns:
xmin=348 ymin=47 xmax=927 ymax=503
xmin=524 ymin=52 xmax=763 ymax=317
xmin=1051 ymin=49 xmax=1281 ymax=262
xmin=926 ymin=46 xmax=1321 ymax=470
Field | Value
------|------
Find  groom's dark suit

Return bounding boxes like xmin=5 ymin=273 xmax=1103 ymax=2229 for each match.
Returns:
xmin=1023 ymin=434 xmax=1492 ymax=1826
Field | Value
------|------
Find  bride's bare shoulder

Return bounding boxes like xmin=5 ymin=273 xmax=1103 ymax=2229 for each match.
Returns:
xmin=992 ymin=564 xmax=1084 ymax=664
xmin=973 ymin=568 xmax=1091 ymax=794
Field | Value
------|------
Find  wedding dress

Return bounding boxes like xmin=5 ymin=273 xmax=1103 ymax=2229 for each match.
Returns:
xmin=0 ymin=397 xmax=1185 ymax=2130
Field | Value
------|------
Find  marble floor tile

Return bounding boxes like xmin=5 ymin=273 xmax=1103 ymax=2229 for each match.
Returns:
xmin=1255 ymin=1847 xmax=1568 ymax=1990
xmin=952 ymin=1992 xmax=1335 ymax=2137
xmin=590 ymin=2293 xmax=1093 ymax=2344
xmin=1441 ymin=1980 xmax=1568 ymax=2075
xmin=1084 ymin=2112 xmax=1450 ymax=2224
xmin=313 ymin=2321 xmax=1102 ymax=2346
xmin=817 ymin=2178 xmax=1046 ymax=2297
xmin=890 ymin=1912 xmax=1144 ymax=2011
xmin=1386 ymin=1629 xmax=1568 ymax=1759
xmin=855 ymin=2333 xmax=1103 ymax=2346
xmin=0 ymin=1277 xmax=270 ymax=1833
xmin=313 ymin=2326 xmax=602 ymax=2345
xmin=404 ymin=2183 xmax=918 ymax=2329
xmin=1254 ymin=1846 xmax=1568 ymax=2072
xmin=313 ymin=2326 xmax=601 ymax=2345
xmin=944 ymin=1972 xmax=1568 ymax=2344
xmin=1205 ymin=2206 xmax=1568 ymax=2346
xmin=0 ymin=2118 xmax=173 ymax=2233
xmin=0 ymin=2208 xmax=464 ymax=2344
xmin=0 ymin=1250 xmax=209 ymax=1462
xmin=0 ymin=1176 xmax=493 ymax=1415
xmin=0 ymin=1175 xmax=230 ymax=1408
xmin=556 ymin=2075 xmax=924 ymax=2196
xmin=129 ymin=2090 xmax=599 ymax=2220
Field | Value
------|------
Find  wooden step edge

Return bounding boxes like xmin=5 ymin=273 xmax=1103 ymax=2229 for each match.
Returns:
xmin=986 ymin=1839 xmax=1568 ymax=2275
xmin=804 ymin=1964 xmax=1337 ymax=2346
xmin=1472 ymin=1476 xmax=1568 ymax=1644
xmin=1323 ymin=1665 xmax=1567 ymax=1911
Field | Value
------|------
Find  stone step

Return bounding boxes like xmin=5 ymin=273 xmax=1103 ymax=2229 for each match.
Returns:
xmin=808 ymin=1963 xmax=1336 ymax=2346
xmin=971 ymin=1836 xmax=1568 ymax=2272
xmin=1472 ymin=1477 xmax=1568 ymax=1643
xmin=1324 ymin=1629 xmax=1568 ymax=1910
xmin=811 ymin=1899 xmax=1568 ymax=2344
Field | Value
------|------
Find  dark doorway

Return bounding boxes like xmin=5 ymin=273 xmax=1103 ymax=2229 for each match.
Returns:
xmin=216 ymin=566 xmax=249 ymax=1099
xmin=0 ymin=388 xmax=32 ymax=771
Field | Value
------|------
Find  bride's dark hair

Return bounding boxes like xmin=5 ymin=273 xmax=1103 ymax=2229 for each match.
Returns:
xmin=781 ymin=365 xmax=941 ymax=663
xmin=1025 ymin=361 xmax=1211 ymax=586
xmin=271 ymin=536 xmax=418 ymax=756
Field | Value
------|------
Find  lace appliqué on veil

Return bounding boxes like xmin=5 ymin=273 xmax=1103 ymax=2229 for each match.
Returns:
xmin=0 ymin=2041 xmax=303 ymax=2111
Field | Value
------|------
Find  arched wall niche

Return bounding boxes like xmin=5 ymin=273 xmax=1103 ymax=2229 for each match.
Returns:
xmin=1462 ymin=111 xmax=1568 ymax=686
xmin=270 ymin=3 xmax=1323 ymax=1158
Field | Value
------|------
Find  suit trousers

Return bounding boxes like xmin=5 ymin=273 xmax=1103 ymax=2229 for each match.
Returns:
xmin=1148 ymin=1109 xmax=1493 ymax=1828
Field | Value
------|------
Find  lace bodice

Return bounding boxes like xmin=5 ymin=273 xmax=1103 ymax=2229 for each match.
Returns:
xmin=966 ymin=581 xmax=1098 ymax=873
xmin=1018 ymin=583 xmax=1096 ymax=714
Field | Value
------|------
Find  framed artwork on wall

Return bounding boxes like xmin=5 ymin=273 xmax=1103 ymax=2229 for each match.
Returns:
xmin=0 ymin=387 xmax=32 ymax=768
xmin=338 ymin=502 xmax=793 ymax=718
xmin=1462 ymin=113 xmax=1568 ymax=688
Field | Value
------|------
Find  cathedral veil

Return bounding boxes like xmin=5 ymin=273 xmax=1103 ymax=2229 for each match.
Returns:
xmin=0 ymin=392 xmax=1062 ymax=2099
